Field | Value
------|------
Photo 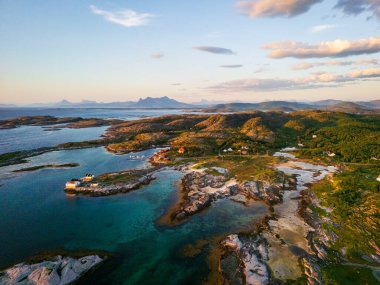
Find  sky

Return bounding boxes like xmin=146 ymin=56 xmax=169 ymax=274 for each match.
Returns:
xmin=0 ymin=0 xmax=380 ymax=104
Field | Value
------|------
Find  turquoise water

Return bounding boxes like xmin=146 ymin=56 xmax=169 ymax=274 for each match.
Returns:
xmin=0 ymin=147 xmax=268 ymax=284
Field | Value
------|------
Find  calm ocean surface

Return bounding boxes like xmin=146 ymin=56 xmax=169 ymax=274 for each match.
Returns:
xmin=0 ymin=107 xmax=187 ymax=120
xmin=0 ymin=109 xmax=267 ymax=284
xmin=0 ymin=108 xmax=190 ymax=154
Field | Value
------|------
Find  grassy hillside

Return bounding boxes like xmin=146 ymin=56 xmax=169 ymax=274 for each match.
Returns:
xmin=104 ymin=111 xmax=380 ymax=163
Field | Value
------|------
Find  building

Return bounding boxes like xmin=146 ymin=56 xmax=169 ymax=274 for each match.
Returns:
xmin=65 ymin=180 xmax=81 ymax=189
xmin=312 ymin=135 xmax=317 ymax=139
xmin=376 ymin=175 xmax=380 ymax=182
xmin=178 ymin=147 xmax=186 ymax=154
xmin=326 ymin=151 xmax=336 ymax=157
xmin=82 ymin=174 xmax=94 ymax=182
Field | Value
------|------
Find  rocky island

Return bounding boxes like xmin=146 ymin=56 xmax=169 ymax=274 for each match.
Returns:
xmin=0 ymin=255 xmax=104 ymax=285
xmin=64 ymin=169 xmax=157 ymax=196
xmin=161 ymin=166 xmax=283 ymax=225
xmin=0 ymin=116 xmax=122 ymax=129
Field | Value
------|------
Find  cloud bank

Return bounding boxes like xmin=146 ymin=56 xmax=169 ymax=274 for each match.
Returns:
xmin=209 ymin=67 xmax=380 ymax=92
xmin=237 ymin=0 xmax=323 ymax=18
xmin=193 ymin=46 xmax=235 ymax=55
xmin=90 ymin=5 xmax=154 ymax=27
xmin=264 ymin=37 xmax=380 ymax=58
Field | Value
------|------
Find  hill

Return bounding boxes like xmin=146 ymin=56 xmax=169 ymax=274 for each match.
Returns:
xmin=324 ymin=102 xmax=379 ymax=114
xmin=130 ymin=96 xmax=194 ymax=109
xmin=104 ymin=110 xmax=380 ymax=163
xmin=204 ymin=101 xmax=313 ymax=112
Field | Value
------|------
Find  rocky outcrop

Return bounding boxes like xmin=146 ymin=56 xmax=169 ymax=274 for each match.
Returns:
xmin=169 ymin=170 xmax=282 ymax=223
xmin=302 ymin=256 xmax=324 ymax=285
xmin=221 ymin=234 xmax=270 ymax=285
xmin=239 ymin=181 xmax=282 ymax=204
xmin=171 ymin=171 xmax=235 ymax=221
xmin=0 ymin=255 xmax=103 ymax=285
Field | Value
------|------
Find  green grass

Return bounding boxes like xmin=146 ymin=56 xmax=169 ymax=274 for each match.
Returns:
xmin=321 ymin=264 xmax=379 ymax=285
xmin=311 ymin=164 xmax=380 ymax=262
xmin=192 ymin=155 xmax=281 ymax=183
xmin=96 ymin=169 xmax=153 ymax=185
xmin=0 ymin=151 xmax=28 ymax=165
xmin=13 ymin=163 xmax=79 ymax=172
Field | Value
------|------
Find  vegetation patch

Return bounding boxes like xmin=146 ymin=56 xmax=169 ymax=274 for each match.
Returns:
xmin=13 ymin=163 xmax=79 ymax=172
xmin=311 ymin=164 xmax=380 ymax=262
xmin=321 ymin=264 xmax=379 ymax=285
xmin=192 ymin=156 xmax=281 ymax=183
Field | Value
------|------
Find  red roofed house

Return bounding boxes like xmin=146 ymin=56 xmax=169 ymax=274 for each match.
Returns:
xmin=178 ymin=147 xmax=186 ymax=154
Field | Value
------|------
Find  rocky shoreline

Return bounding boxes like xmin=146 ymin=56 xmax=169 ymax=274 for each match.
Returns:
xmin=215 ymin=151 xmax=339 ymax=285
xmin=0 ymin=255 xmax=104 ymax=285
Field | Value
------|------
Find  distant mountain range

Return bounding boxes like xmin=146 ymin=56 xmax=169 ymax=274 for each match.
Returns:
xmin=204 ymin=100 xmax=380 ymax=114
xmin=1 ymin=97 xmax=379 ymax=113
xmin=12 ymin=97 xmax=196 ymax=109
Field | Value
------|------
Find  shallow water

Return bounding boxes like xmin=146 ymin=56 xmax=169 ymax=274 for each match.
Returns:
xmin=0 ymin=147 xmax=268 ymax=284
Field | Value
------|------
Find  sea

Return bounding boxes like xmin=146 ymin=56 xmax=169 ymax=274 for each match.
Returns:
xmin=0 ymin=108 xmax=268 ymax=284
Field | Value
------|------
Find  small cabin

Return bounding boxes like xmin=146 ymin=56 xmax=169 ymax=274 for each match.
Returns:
xmin=82 ymin=174 xmax=94 ymax=182
xmin=376 ymin=175 xmax=380 ymax=182
xmin=312 ymin=135 xmax=317 ymax=139
xmin=325 ymin=151 xmax=336 ymax=157
xmin=65 ymin=180 xmax=81 ymax=189
xmin=178 ymin=147 xmax=186 ymax=154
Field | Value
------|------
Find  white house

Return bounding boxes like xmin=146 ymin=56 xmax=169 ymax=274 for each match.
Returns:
xmin=65 ymin=180 xmax=81 ymax=189
xmin=376 ymin=175 xmax=380 ymax=182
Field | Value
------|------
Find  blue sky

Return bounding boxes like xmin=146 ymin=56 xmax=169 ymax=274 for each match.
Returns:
xmin=1 ymin=0 xmax=380 ymax=104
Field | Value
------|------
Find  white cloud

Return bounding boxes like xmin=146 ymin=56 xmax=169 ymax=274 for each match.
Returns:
xmin=90 ymin=5 xmax=154 ymax=28
xmin=292 ymin=58 xmax=378 ymax=70
xmin=349 ymin=68 xmax=380 ymax=78
xmin=237 ymin=0 xmax=323 ymax=18
xmin=209 ymin=67 xmax=380 ymax=92
xmin=264 ymin=37 xmax=380 ymax=58
xmin=310 ymin=24 xmax=336 ymax=33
